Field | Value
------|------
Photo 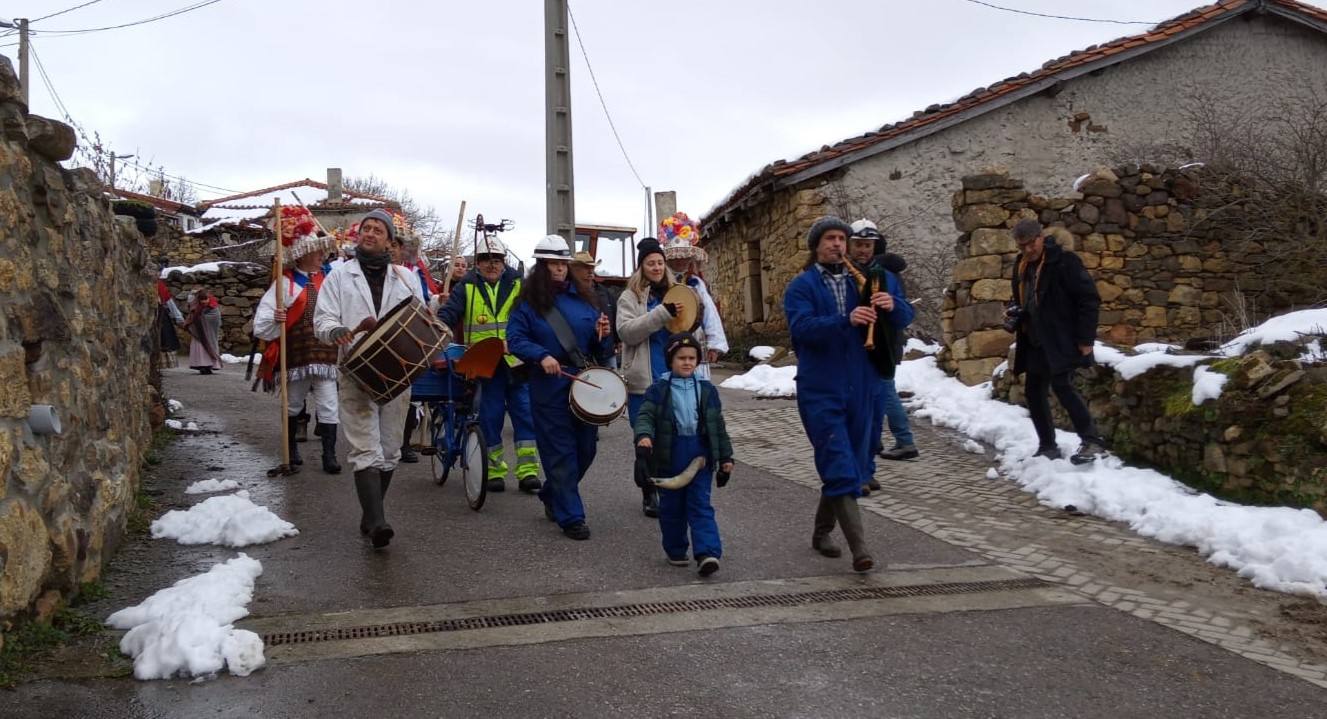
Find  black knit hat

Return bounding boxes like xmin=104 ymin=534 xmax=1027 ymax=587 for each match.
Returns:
xmin=637 ymin=237 xmax=665 ymax=268
xmin=807 ymin=216 xmax=853 ymax=251
xmin=665 ymin=332 xmax=703 ymax=365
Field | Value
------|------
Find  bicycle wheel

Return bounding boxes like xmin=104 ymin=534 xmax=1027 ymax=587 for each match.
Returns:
xmin=461 ymin=423 xmax=488 ymax=511
xmin=429 ymin=405 xmax=452 ymax=486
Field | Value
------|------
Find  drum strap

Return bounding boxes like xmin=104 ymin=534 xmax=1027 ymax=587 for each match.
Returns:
xmin=541 ymin=306 xmax=591 ymax=369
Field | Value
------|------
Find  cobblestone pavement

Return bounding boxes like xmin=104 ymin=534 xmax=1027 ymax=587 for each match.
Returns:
xmin=721 ymin=392 xmax=1327 ymax=689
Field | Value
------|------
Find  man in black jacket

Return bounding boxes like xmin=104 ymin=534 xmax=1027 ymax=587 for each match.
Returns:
xmin=1007 ymin=219 xmax=1105 ymax=465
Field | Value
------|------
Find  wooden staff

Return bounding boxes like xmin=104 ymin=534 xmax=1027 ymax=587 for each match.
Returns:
xmin=290 ymin=190 xmax=333 ymax=237
xmin=274 ymin=198 xmax=294 ymax=473
xmin=442 ymin=201 xmax=467 ymax=296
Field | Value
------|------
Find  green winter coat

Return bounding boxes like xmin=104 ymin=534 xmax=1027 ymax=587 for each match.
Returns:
xmin=632 ymin=375 xmax=734 ymax=477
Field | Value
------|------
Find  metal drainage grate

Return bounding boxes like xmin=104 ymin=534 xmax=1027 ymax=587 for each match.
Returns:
xmin=262 ymin=577 xmax=1045 ymax=647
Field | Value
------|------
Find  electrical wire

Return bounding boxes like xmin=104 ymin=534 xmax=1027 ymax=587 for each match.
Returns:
xmin=29 ymin=0 xmax=221 ymax=35
xmin=959 ymin=0 xmax=1159 ymax=25
xmin=32 ymin=0 xmax=109 ymax=24
xmin=566 ymin=2 xmax=647 ymax=190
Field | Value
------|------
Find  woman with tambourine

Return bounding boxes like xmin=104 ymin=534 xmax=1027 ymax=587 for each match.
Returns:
xmin=506 ymin=234 xmax=615 ymax=541
xmin=616 ymin=237 xmax=693 ymax=518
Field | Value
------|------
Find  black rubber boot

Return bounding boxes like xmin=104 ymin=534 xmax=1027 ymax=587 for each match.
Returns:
xmin=831 ymin=495 xmax=873 ymax=573
xmin=354 ymin=469 xmax=381 ymax=537
xmin=295 ymin=410 xmax=310 ymax=443
xmin=318 ymin=423 xmax=341 ymax=474
xmin=287 ymin=416 xmax=303 ymax=466
xmin=812 ymin=496 xmax=842 ymax=558
xmin=372 ymin=469 xmax=394 ymax=548
xmin=400 ymin=406 xmax=419 ymax=463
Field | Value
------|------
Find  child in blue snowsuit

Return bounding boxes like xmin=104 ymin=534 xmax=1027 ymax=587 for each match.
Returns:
xmin=633 ymin=333 xmax=735 ymax=577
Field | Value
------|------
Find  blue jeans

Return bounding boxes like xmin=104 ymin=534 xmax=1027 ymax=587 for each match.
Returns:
xmin=657 ymin=434 xmax=721 ymax=560
xmin=880 ymin=379 xmax=913 ymax=447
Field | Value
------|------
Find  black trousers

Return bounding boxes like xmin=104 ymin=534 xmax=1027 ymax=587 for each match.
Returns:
xmin=1024 ymin=345 xmax=1099 ymax=449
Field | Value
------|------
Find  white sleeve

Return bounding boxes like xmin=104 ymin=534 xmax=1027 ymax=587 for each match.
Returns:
xmin=314 ymin=273 xmax=343 ymax=343
xmin=695 ymin=278 xmax=728 ymax=354
xmin=164 ymin=298 xmax=184 ymax=324
xmin=253 ymin=282 xmax=281 ymax=341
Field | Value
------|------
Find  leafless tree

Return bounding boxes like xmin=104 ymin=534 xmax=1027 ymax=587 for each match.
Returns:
xmin=345 ymin=174 xmax=446 ymax=249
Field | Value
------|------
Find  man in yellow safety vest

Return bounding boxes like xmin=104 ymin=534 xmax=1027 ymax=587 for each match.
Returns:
xmin=437 ymin=235 xmax=542 ymax=493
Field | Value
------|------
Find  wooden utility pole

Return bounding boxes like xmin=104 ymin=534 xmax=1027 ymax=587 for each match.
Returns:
xmin=654 ymin=190 xmax=676 ymax=230
xmin=1 ymin=19 xmax=31 ymax=104
xmin=545 ymin=0 xmax=575 ymax=244
xmin=108 ymin=152 xmax=134 ymax=190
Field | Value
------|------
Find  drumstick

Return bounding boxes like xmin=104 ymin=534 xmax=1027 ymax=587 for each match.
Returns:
xmin=559 ymin=369 xmax=602 ymax=389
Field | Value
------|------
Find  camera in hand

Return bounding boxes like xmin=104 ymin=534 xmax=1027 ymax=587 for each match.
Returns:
xmin=1002 ymin=303 xmax=1023 ymax=333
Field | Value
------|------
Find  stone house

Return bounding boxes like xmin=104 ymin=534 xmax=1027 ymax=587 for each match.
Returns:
xmin=698 ymin=0 xmax=1327 ymax=340
xmin=194 ymin=168 xmax=397 ymax=239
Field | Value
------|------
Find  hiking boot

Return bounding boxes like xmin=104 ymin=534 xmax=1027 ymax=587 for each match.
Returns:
xmin=486 ymin=479 xmax=506 ymax=493
xmin=642 ymin=487 xmax=659 ymax=518
xmin=1070 ymin=439 xmax=1107 ymax=466
xmin=867 ymin=478 xmax=882 ymax=491
xmin=697 ymin=556 xmax=720 ymax=577
xmin=518 ymin=476 xmax=543 ymax=493
xmin=879 ymin=444 xmax=919 ymax=461
xmin=1033 ymin=445 xmax=1062 ymax=460
xmin=562 ymin=522 xmax=591 ymax=541
xmin=667 ymin=556 xmax=690 ymax=567
xmin=812 ymin=496 xmax=842 ymax=558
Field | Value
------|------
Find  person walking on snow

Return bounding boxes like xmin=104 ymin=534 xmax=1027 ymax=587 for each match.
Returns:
xmin=314 ymin=208 xmax=432 ymax=549
xmin=633 ymin=333 xmax=735 ymax=577
xmin=1006 ymin=219 xmax=1105 ymax=465
xmin=254 ymin=206 xmax=343 ymax=474
xmin=786 ymin=216 xmax=899 ymax=573
xmin=437 ymin=234 xmax=543 ymax=494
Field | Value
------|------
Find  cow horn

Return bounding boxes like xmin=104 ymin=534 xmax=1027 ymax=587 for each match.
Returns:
xmin=651 ymin=456 xmax=707 ymax=490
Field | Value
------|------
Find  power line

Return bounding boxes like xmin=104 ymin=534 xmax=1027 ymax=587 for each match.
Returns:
xmin=31 ymin=0 xmax=222 ymax=36
xmin=958 ymin=0 xmax=1159 ymax=25
xmin=565 ymin=2 xmax=647 ymax=190
xmin=27 ymin=39 xmax=239 ymax=197
xmin=32 ymin=0 xmax=109 ymax=24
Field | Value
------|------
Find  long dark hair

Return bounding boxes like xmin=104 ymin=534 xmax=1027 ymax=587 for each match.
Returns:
xmin=521 ymin=261 xmax=558 ymax=313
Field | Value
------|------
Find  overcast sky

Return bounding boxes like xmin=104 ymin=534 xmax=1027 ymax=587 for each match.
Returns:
xmin=8 ymin=0 xmax=1321 ymax=268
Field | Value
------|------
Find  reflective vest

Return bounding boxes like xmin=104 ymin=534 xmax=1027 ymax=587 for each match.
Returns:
xmin=465 ymin=278 xmax=522 ymax=366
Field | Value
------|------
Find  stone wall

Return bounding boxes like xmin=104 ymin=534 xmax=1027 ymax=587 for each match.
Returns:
xmin=997 ymin=344 xmax=1327 ymax=516
xmin=163 ymin=262 xmax=271 ymax=354
xmin=702 ymin=13 xmax=1327 ymax=342
xmin=940 ymin=165 xmax=1311 ymax=385
xmin=0 ymin=57 xmax=155 ymax=623
xmin=702 ymin=187 xmax=831 ymax=338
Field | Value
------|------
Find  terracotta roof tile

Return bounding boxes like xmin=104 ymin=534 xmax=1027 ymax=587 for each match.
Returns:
xmin=704 ymin=0 xmax=1327 ymax=228
xmin=197 ymin=178 xmax=393 ymax=210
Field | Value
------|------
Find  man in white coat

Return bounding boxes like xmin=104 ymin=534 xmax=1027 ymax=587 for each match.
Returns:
xmin=314 ymin=208 xmax=426 ymax=549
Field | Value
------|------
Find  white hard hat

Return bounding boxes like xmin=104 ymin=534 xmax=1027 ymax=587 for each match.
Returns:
xmin=532 ymin=234 xmax=572 ymax=261
xmin=475 ymin=235 xmax=509 ymax=258
xmin=850 ymin=218 xmax=881 ymax=238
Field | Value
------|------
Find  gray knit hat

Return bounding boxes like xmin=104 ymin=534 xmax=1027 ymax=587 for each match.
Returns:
xmin=807 ymin=216 xmax=853 ymax=251
xmin=361 ymin=208 xmax=397 ymax=244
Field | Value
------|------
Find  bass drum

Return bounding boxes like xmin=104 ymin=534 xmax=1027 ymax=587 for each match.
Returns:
xmin=568 ymin=367 xmax=628 ymax=426
xmin=342 ymin=297 xmax=450 ymax=405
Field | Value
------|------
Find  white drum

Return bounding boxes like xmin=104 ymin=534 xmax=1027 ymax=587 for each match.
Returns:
xmin=569 ymin=367 xmax=628 ymax=426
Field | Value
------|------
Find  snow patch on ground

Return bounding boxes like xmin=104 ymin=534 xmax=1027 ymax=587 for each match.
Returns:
xmin=992 ymin=360 xmax=1008 ymax=379
xmin=748 ymin=345 xmax=776 ymax=361
xmin=720 ymin=364 xmax=797 ymax=398
xmin=1220 ymin=308 xmax=1327 ymax=357
xmin=1303 ymin=339 xmax=1326 ymax=364
xmin=151 ymin=490 xmax=298 ymax=547
xmin=985 ymin=468 xmax=1000 ymax=480
xmin=105 ymin=554 xmax=266 ymax=680
xmin=166 ymin=399 xmax=184 ymax=413
xmin=1133 ymin=342 xmax=1180 ymax=354
xmin=1191 ymin=365 xmax=1228 ymax=406
xmin=905 ymin=338 xmax=942 ymax=356
xmin=1096 ymin=342 xmax=1210 ymax=380
xmin=185 ymin=479 xmax=241 ymax=495
xmin=962 ymin=439 xmax=985 ymax=455
xmin=159 ymin=261 xmax=243 ymax=279
xmin=164 ymin=419 xmax=199 ymax=431
xmin=895 ymin=356 xmax=1327 ymax=599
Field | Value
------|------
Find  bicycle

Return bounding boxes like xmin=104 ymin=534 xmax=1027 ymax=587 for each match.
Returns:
xmin=411 ymin=343 xmax=487 ymax=511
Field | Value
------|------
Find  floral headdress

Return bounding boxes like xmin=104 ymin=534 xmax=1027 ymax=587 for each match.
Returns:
xmin=273 ymin=205 xmax=334 ymax=263
xmin=659 ymin=211 xmax=706 ymax=262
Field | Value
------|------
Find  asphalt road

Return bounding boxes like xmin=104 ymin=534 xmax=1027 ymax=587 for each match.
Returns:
xmin=6 ymin=365 xmax=1325 ymax=718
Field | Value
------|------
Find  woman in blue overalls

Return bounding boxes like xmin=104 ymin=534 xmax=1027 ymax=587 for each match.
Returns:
xmin=616 ymin=238 xmax=678 ymax=518
xmin=506 ymin=235 xmax=614 ymax=540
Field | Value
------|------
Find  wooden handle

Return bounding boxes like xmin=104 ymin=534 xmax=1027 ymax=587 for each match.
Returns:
xmin=274 ymin=198 xmax=291 ymax=467
xmin=442 ymin=201 xmax=467 ymax=296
